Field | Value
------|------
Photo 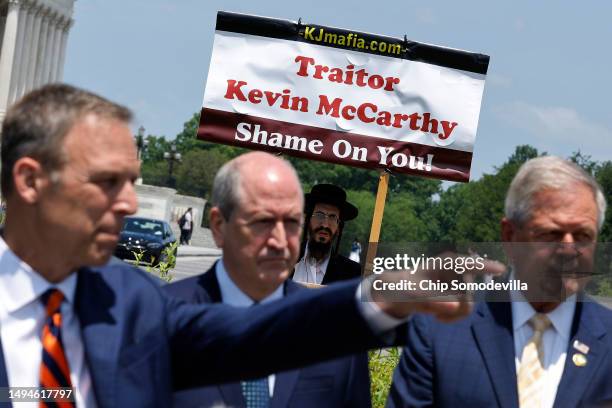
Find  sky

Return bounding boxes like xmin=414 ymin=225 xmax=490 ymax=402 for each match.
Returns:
xmin=63 ymin=0 xmax=612 ymax=182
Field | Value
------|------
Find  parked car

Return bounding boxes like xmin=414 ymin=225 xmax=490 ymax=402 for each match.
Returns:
xmin=114 ymin=216 xmax=177 ymax=268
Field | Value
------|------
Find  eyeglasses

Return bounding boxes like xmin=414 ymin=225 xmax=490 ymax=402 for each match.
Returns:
xmin=312 ymin=211 xmax=340 ymax=225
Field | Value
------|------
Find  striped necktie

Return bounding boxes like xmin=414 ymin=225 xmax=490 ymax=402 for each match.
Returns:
xmin=517 ymin=313 xmax=551 ymax=408
xmin=40 ymin=288 xmax=75 ymax=408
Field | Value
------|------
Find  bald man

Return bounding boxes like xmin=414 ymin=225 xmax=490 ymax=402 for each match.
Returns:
xmin=165 ymin=152 xmax=372 ymax=408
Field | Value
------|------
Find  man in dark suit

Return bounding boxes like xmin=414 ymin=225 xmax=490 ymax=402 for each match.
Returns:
xmin=167 ymin=267 xmax=371 ymax=408
xmin=0 ymin=85 xmax=468 ymax=408
xmin=292 ymin=184 xmax=361 ymax=285
xmin=387 ymin=156 xmax=612 ymax=408
xmin=165 ymin=153 xmax=372 ymax=407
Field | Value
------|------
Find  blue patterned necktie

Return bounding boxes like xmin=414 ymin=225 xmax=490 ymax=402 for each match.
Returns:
xmin=241 ymin=301 xmax=270 ymax=408
xmin=241 ymin=378 xmax=270 ymax=408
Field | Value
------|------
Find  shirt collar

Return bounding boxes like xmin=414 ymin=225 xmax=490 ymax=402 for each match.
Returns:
xmin=0 ymin=236 xmax=78 ymax=314
xmin=215 ymin=258 xmax=284 ymax=307
xmin=511 ymin=286 xmax=576 ymax=342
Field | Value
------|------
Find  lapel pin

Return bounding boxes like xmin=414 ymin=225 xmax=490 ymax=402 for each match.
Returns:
xmin=573 ymin=340 xmax=590 ymax=354
xmin=572 ymin=353 xmax=587 ymax=367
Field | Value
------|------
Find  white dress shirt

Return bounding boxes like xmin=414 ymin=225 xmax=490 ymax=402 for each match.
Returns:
xmin=215 ymin=259 xmax=283 ymax=397
xmin=511 ymin=290 xmax=576 ymax=408
xmin=292 ymin=244 xmax=331 ymax=284
xmin=0 ymin=237 xmax=97 ymax=407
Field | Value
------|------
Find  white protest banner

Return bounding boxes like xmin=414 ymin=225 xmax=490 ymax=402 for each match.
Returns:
xmin=199 ymin=11 xmax=489 ymax=182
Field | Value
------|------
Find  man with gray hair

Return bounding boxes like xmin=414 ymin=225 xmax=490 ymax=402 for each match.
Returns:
xmin=387 ymin=156 xmax=612 ymax=408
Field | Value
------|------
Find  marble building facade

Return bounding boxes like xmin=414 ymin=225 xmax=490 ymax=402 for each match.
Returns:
xmin=0 ymin=0 xmax=75 ymax=124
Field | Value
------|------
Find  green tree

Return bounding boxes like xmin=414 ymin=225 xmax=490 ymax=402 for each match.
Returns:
xmin=570 ymin=151 xmax=599 ymax=175
xmin=339 ymin=190 xmax=376 ymax=255
xmin=175 ymin=149 xmax=229 ymax=199
xmin=380 ymin=191 xmax=431 ymax=242
xmin=595 ymin=161 xmax=612 ymax=242
xmin=174 ymin=112 xmax=202 ymax=153
xmin=507 ymin=144 xmax=540 ymax=166
xmin=432 ymin=145 xmax=540 ymax=242
xmin=141 ymin=160 xmax=172 ymax=187
xmin=141 ymin=135 xmax=171 ymax=163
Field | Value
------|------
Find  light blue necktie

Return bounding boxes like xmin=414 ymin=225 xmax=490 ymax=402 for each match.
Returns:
xmin=241 ymin=378 xmax=270 ymax=408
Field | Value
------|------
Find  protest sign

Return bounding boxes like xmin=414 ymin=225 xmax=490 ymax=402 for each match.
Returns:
xmin=199 ymin=11 xmax=489 ymax=182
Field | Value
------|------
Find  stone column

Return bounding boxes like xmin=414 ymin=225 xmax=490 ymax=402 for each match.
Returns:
xmin=24 ymin=3 xmax=42 ymax=93
xmin=49 ymin=15 xmax=64 ymax=82
xmin=14 ymin=0 xmax=36 ymax=99
xmin=0 ymin=14 xmax=7 ymax=47
xmin=33 ymin=8 xmax=49 ymax=87
xmin=42 ymin=12 xmax=58 ymax=84
xmin=7 ymin=0 xmax=28 ymax=104
xmin=0 ymin=0 xmax=22 ymax=121
xmin=55 ymin=18 xmax=72 ymax=81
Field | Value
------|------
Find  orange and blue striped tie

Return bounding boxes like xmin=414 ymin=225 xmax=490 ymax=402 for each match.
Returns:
xmin=40 ymin=288 xmax=75 ymax=408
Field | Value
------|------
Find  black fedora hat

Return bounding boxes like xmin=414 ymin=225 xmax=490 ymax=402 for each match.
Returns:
xmin=305 ymin=184 xmax=358 ymax=221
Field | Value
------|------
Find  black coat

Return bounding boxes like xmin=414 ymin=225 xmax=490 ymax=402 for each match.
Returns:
xmin=321 ymin=254 xmax=362 ymax=284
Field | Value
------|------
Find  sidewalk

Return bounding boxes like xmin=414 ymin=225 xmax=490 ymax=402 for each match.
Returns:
xmin=176 ymin=245 xmax=222 ymax=257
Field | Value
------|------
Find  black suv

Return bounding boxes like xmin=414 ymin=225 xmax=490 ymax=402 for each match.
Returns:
xmin=114 ymin=216 xmax=177 ymax=267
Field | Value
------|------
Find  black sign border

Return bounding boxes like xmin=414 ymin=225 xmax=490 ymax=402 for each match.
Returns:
xmin=216 ymin=11 xmax=490 ymax=75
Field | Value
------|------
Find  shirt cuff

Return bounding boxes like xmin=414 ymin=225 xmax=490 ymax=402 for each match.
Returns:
xmin=355 ymin=276 xmax=409 ymax=335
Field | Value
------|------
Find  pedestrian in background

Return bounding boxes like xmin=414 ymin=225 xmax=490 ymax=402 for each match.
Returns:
xmin=349 ymin=237 xmax=362 ymax=263
xmin=179 ymin=207 xmax=193 ymax=245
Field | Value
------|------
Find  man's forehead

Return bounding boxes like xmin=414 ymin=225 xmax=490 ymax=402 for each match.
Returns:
xmin=64 ymin=115 xmax=131 ymax=147
xmin=522 ymin=189 xmax=598 ymax=226
xmin=62 ymin=116 xmax=137 ymax=169
xmin=239 ymin=181 xmax=301 ymax=208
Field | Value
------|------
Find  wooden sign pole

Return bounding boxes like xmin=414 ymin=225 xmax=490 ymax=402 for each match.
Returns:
xmin=364 ymin=171 xmax=390 ymax=276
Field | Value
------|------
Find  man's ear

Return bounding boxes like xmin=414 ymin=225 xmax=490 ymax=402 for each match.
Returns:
xmin=12 ymin=157 xmax=49 ymax=204
xmin=500 ymin=217 xmax=516 ymax=263
xmin=209 ymin=207 xmax=226 ymax=248
xmin=500 ymin=218 xmax=515 ymax=242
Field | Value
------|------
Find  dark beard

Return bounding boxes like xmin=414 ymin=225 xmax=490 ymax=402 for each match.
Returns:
xmin=308 ymin=239 xmax=332 ymax=256
xmin=308 ymin=235 xmax=333 ymax=260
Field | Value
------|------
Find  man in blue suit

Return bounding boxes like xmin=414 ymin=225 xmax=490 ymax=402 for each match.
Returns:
xmin=0 ymin=85 xmax=467 ymax=408
xmin=387 ymin=156 xmax=612 ymax=408
xmin=165 ymin=152 xmax=372 ymax=407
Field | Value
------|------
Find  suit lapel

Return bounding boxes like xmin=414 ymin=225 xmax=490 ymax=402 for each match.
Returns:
xmin=197 ymin=264 xmax=222 ymax=303
xmin=271 ymin=370 xmax=300 ymax=408
xmin=321 ymin=257 xmax=338 ymax=285
xmin=218 ymin=382 xmax=246 ymax=408
xmin=553 ymin=301 xmax=608 ymax=408
xmin=471 ymin=302 xmax=518 ymax=408
xmin=0 ymin=337 xmax=11 ymax=408
xmin=74 ymin=267 xmax=122 ymax=408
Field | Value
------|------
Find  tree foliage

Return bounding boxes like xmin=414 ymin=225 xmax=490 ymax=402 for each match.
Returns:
xmin=175 ymin=149 xmax=229 ymax=198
